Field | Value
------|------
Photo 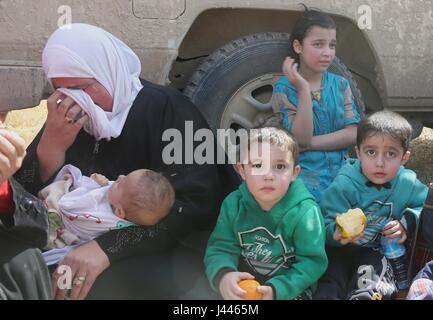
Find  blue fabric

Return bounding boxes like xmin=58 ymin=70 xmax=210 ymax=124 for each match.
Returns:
xmin=273 ymin=71 xmax=360 ymax=202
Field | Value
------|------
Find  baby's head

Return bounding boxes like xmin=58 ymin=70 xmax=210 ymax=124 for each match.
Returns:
xmin=108 ymin=169 xmax=175 ymax=226
xmin=356 ymin=110 xmax=412 ymax=185
xmin=237 ymin=126 xmax=300 ymax=211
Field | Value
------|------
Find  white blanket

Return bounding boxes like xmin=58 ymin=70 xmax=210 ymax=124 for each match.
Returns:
xmin=56 ymin=165 xmax=134 ymax=242
xmin=43 ymin=165 xmax=134 ymax=265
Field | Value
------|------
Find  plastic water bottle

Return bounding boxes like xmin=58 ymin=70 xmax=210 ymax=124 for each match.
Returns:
xmin=380 ymin=236 xmax=409 ymax=290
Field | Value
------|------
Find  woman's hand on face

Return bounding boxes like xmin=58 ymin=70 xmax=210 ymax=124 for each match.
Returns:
xmin=37 ymin=91 xmax=90 ymax=182
xmin=282 ymin=57 xmax=310 ymax=92
xmin=0 ymin=128 xmax=26 ymax=183
xmin=52 ymin=240 xmax=110 ymax=300
xmin=41 ymin=91 xmax=89 ymax=153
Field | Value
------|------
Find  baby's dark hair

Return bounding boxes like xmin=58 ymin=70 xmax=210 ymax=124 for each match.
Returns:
xmin=289 ymin=5 xmax=336 ymax=64
xmin=240 ymin=125 xmax=299 ymax=166
xmin=357 ymin=110 xmax=413 ymax=152
xmin=126 ymin=170 xmax=175 ymax=220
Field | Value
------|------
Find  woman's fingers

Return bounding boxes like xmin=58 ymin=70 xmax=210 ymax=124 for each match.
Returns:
xmin=77 ymin=271 xmax=97 ymax=300
xmin=52 ymin=263 xmax=77 ymax=300
xmin=65 ymin=105 xmax=83 ymax=122
xmin=46 ymin=91 xmax=65 ymax=111
xmin=40 ymin=95 xmax=88 ymax=156
xmin=57 ymin=96 xmax=76 ymax=116
xmin=47 ymin=91 xmax=77 ymax=120
xmin=69 ymin=266 xmax=89 ymax=300
xmin=55 ymin=241 xmax=109 ymax=300
xmin=74 ymin=113 xmax=89 ymax=128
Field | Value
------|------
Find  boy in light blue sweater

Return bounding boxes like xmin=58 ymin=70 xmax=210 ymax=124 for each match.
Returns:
xmin=314 ymin=111 xmax=428 ymax=300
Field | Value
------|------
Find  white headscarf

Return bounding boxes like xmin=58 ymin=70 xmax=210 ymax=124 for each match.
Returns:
xmin=42 ymin=23 xmax=143 ymax=141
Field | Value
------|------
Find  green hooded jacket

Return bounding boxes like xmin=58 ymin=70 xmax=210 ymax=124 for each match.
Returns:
xmin=204 ymin=179 xmax=328 ymax=300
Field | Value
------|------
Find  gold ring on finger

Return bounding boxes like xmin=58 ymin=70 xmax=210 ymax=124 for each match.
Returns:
xmin=72 ymin=275 xmax=86 ymax=286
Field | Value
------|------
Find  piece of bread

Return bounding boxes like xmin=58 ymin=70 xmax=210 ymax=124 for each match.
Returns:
xmin=336 ymin=208 xmax=367 ymax=238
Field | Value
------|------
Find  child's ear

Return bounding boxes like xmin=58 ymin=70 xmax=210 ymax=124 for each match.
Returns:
xmin=355 ymin=146 xmax=361 ymax=159
xmin=402 ymin=151 xmax=411 ymax=164
xmin=114 ymin=207 xmax=126 ymax=219
xmin=293 ymin=39 xmax=302 ymax=54
xmin=291 ymin=165 xmax=301 ymax=181
xmin=236 ymin=163 xmax=246 ymax=181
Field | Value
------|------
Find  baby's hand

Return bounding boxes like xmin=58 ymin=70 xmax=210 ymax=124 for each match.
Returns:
xmin=257 ymin=285 xmax=274 ymax=300
xmin=219 ymin=271 xmax=255 ymax=300
xmin=90 ymin=173 xmax=109 ymax=186
xmin=382 ymin=220 xmax=407 ymax=244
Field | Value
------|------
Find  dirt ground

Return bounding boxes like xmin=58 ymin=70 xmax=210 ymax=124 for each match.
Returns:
xmin=5 ymin=102 xmax=47 ymax=145
xmin=406 ymin=128 xmax=433 ymax=184
xmin=4 ymin=103 xmax=433 ymax=184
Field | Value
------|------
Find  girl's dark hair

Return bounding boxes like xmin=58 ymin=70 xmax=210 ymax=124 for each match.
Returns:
xmin=288 ymin=5 xmax=336 ymax=63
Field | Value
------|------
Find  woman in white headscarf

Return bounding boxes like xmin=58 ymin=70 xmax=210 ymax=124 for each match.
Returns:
xmin=14 ymin=24 xmax=236 ymax=299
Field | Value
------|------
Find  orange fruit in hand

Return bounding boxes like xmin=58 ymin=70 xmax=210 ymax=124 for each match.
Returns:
xmin=238 ymin=279 xmax=263 ymax=300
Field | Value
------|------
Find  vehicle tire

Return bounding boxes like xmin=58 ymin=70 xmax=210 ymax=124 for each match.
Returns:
xmin=184 ymin=32 xmax=365 ymax=132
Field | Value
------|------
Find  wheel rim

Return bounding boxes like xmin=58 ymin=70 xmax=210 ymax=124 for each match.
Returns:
xmin=220 ymin=73 xmax=282 ymax=140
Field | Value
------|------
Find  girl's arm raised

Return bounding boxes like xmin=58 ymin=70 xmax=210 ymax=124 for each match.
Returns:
xmin=281 ymin=57 xmax=314 ymax=149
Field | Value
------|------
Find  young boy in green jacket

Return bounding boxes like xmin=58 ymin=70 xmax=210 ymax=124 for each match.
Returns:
xmin=204 ymin=127 xmax=328 ymax=300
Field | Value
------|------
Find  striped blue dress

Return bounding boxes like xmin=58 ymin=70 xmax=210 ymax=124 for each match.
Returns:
xmin=272 ymin=71 xmax=361 ymax=202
